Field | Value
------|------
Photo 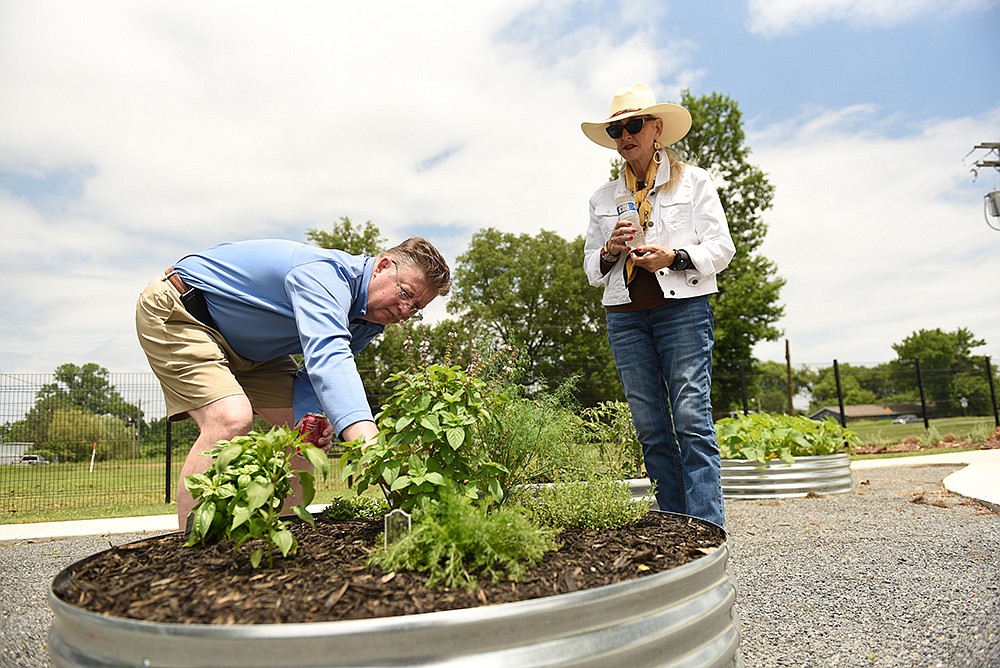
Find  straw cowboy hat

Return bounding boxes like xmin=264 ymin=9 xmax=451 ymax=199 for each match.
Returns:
xmin=581 ymin=82 xmax=692 ymax=150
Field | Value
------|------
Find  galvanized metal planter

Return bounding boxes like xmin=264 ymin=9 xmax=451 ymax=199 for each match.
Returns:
xmin=49 ymin=511 xmax=741 ymax=668
xmin=721 ymin=453 xmax=853 ymax=499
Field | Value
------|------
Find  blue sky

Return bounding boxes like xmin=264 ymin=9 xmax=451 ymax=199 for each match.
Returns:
xmin=1 ymin=0 xmax=998 ymax=382
xmin=680 ymin=2 xmax=999 ymax=124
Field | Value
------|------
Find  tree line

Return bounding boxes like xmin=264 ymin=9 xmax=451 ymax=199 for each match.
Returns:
xmin=747 ymin=328 xmax=996 ymax=416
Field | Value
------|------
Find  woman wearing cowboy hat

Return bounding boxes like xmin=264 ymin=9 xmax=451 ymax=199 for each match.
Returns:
xmin=582 ymin=83 xmax=735 ymax=527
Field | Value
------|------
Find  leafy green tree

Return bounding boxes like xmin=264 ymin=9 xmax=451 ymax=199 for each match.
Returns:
xmin=611 ymin=92 xmax=785 ymax=412
xmin=46 ymin=406 xmax=135 ymax=462
xmin=447 ymin=229 xmax=620 ymax=406
xmin=809 ymin=365 xmax=879 ymax=411
xmin=4 ymin=364 xmax=141 ymax=458
xmin=37 ymin=363 xmax=141 ymax=425
xmin=891 ymin=327 xmax=991 ymax=415
xmin=4 ymin=394 xmax=67 ymax=448
xmin=306 ymin=216 xmax=386 ymax=255
xmin=745 ymin=360 xmax=815 ymax=414
xmin=675 ymin=91 xmax=785 ymax=412
xmin=142 ymin=417 xmax=202 ymax=459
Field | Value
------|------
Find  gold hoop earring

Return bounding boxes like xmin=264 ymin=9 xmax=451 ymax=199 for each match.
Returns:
xmin=653 ymin=140 xmax=663 ymax=164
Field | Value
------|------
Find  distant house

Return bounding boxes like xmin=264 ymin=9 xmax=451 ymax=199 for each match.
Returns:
xmin=0 ymin=442 xmax=33 ymax=465
xmin=808 ymin=404 xmax=926 ymax=423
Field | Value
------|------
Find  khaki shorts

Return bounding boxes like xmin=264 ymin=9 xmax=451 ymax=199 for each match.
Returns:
xmin=135 ymin=273 xmax=298 ymax=421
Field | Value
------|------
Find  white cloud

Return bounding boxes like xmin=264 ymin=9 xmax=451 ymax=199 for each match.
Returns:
xmin=1 ymin=0 xmax=997 ymax=380
xmin=746 ymin=0 xmax=995 ymax=36
xmin=0 ymin=1 xmax=648 ymax=373
xmin=750 ymin=104 xmax=1000 ymax=366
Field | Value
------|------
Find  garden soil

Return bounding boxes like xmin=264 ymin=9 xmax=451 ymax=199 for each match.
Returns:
xmin=54 ymin=512 xmax=724 ymax=625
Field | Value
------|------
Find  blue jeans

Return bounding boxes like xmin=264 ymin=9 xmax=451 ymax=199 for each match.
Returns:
xmin=605 ymin=296 xmax=724 ymax=527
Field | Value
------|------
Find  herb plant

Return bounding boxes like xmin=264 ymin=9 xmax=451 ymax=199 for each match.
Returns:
xmin=368 ymin=487 xmax=558 ymax=590
xmin=514 ymin=477 xmax=652 ymax=531
xmin=183 ymin=427 xmax=330 ymax=568
xmin=715 ymin=412 xmax=859 ymax=464
xmin=341 ymin=363 xmax=508 ymax=511
xmin=580 ymin=400 xmax=644 ymax=479
xmin=321 ymin=494 xmax=390 ymax=521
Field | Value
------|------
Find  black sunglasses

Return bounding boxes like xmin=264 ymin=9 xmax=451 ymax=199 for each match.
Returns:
xmin=605 ymin=116 xmax=649 ymax=139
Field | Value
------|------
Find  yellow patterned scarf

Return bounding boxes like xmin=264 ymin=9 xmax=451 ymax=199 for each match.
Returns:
xmin=623 ymin=156 xmax=659 ymax=284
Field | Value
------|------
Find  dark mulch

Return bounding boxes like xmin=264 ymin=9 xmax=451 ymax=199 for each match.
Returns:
xmin=54 ymin=512 xmax=724 ymax=625
xmin=852 ymin=429 xmax=1000 ymax=455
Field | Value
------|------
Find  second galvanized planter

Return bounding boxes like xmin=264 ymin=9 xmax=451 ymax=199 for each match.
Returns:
xmin=721 ymin=452 xmax=853 ymax=499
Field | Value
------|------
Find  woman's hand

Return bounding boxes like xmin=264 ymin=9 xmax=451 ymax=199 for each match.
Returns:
xmin=629 ymin=245 xmax=675 ymax=272
xmin=606 ymin=218 xmax=638 ymax=256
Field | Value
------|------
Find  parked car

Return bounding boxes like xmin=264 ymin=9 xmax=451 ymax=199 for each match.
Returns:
xmin=16 ymin=454 xmax=50 ymax=465
xmin=892 ymin=414 xmax=921 ymax=424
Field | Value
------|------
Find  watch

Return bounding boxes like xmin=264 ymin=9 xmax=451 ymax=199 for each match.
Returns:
xmin=669 ymin=249 xmax=691 ymax=271
xmin=600 ymin=245 xmax=620 ymax=264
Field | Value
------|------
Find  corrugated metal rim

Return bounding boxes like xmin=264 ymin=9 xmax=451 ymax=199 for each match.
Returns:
xmin=49 ymin=511 xmax=741 ymax=668
xmin=722 ymin=453 xmax=854 ymax=499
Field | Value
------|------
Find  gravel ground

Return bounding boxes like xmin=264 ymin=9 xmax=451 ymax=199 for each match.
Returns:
xmin=1 ymin=463 xmax=997 ymax=668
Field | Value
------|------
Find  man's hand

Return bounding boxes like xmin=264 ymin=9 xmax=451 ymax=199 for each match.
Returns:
xmin=317 ymin=421 xmax=335 ymax=451
xmin=339 ymin=420 xmax=378 ymax=450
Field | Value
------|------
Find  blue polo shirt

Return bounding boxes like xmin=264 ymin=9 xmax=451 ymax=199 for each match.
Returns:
xmin=173 ymin=239 xmax=384 ymax=436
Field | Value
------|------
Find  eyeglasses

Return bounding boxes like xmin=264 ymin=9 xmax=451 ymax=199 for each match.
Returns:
xmin=605 ymin=116 xmax=649 ymax=139
xmin=392 ymin=261 xmax=423 ymax=320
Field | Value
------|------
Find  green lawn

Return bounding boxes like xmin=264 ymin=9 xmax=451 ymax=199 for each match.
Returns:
xmin=846 ymin=415 xmax=997 ymax=448
xmin=1 ymin=458 xmax=351 ymax=525
xmin=4 ymin=416 xmax=996 ymax=525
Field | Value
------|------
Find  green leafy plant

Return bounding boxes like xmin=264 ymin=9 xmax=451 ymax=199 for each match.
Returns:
xmin=183 ymin=427 xmax=330 ymax=568
xmin=321 ymin=494 xmax=389 ymax=521
xmin=580 ymin=400 xmax=644 ymax=479
xmin=477 ymin=377 xmax=605 ymax=493
xmin=513 ymin=477 xmax=652 ymax=531
xmin=716 ymin=412 xmax=858 ymax=464
xmin=369 ymin=487 xmax=558 ymax=590
xmin=341 ymin=363 xmax=508 ymax=511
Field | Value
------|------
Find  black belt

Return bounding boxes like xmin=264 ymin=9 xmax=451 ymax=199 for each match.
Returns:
xmin=165 ymin=267 xmax=220 ymax=330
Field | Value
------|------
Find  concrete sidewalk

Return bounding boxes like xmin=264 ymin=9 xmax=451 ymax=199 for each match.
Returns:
xmin=1 ymin=450 xmax=996 ymax=542
xmin=0 ymin=503 xmax=332 ymax=542
xmin=851 ymin=448 xmax=1000 ymax=511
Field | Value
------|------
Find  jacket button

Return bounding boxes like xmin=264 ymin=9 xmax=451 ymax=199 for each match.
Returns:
xmin=658 ymin=270 xmax=665 ymax=276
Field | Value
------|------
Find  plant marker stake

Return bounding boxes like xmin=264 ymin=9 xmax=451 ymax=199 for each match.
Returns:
xmin=89 ymin=442 xmax=96 ymax=473
xmin=384 ymin=508 xmax=411 ymax=548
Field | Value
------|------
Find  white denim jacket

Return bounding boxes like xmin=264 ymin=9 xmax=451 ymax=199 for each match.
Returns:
xmin=584 ymin=157 xmax=736 ymax=306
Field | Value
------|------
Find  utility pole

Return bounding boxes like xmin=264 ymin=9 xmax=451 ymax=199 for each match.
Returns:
xmin=785 ymin=339 xmax=795 ymax=415
xmin=971 ymin=142 xmax=1000 ymax=231
xmin=971 ymin=142 xmax=1000 ymax=175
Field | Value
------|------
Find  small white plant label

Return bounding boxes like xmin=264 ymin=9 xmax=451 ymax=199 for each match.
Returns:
xmin=384 ymin=508 xmax=412 ymax=548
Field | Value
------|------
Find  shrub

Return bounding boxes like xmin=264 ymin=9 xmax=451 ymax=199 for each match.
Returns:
xmin=716 ymin=412 xmax=858 ymax=464
xmin=580 ymin=400 xmax=644 ymax=479
xmin=477 ymin=378 xmax=606 ymax=494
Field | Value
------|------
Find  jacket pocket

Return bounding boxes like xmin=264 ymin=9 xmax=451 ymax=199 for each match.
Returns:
xmin=595 ymin=204 xmax=618 ymax=237
xmin=658 ymin=201 xmax=692 ymax=232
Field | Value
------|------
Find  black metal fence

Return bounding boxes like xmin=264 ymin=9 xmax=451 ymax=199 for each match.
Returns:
xmin=2 ymin=360 xmax=998 ymax=519
xmin=0 ymin=372 xmax=349 ymax=517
